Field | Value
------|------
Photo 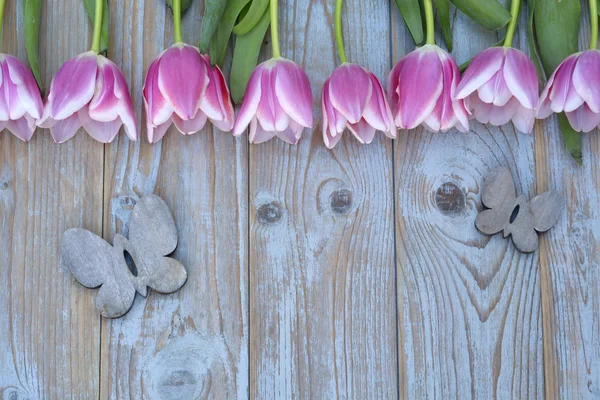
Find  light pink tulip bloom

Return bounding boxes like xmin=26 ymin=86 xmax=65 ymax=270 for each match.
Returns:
xmin=0 ymin=54 xmax=43 ymax=141
xmin=321 ymin=63 xmax=395 ymax=148
xmin=455 ymin=47 xmax=538 ymax=134
xmin=233 ymin=57 xmax=313 ymax=144
xmin=143 ymin=43 xmax=234 ymax=143
xmin=537 ymin=50 xmax=600 ymax=132
xmin=388 ymin=44 xmax=469 ymax=133
xmin=38 ymin=51 xmax=137 ymax=143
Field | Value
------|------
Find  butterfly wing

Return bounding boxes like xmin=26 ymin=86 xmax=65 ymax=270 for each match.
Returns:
xmin=60 ymin=228 xmax=136 ymax=318
xmin=505 ymin=201 xmax=539 ymax=253
xmin=476 ymin=167 xmax=518 ymax=235
xmin=128 ymin=195 xmax=187 ymax=294
xmin=530 ymin=191 xmax=564 ymax=232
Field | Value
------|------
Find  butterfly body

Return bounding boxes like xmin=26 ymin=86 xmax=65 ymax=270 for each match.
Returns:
xmin=60 ymin=195 xmax=187 ymax=318
xmin=475 ymin=167 xmax=564 ymax=253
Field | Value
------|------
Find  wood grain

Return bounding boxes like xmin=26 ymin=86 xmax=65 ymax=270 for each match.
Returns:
xmin=0 ymin=0 xmax=103 ymax=398
xmin=393 ymin=5 xmax=545 ymax=399
xmin=249 ymin=0 xmax=397 ymax=398
xmin=99 ymin=0 xmax=249 ymax=398
xmin=537 ymin=4 xmax=600 ymax=398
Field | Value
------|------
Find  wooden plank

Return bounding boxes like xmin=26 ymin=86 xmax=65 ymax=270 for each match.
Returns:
xmin=99 ymin=1 xmax=249 ymax=398
xmin=538 ymin=7 xmax=600 ymax=398
xmin=249 ymin=0 xmax=397 ymax=397
xmin=0 ymin=0 xmax=103 ymax=398
xmin=393 ymin=7 xmax=545 ymax=399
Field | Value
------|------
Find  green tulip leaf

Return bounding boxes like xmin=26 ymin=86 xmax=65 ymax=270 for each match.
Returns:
xmin=82 ymin=0 xmax=110 ymax=54
xmin=23 ymin=0 xmax=43 ymax=90
xmin=526 ymin=0 xmax=544 ymax=80
xmin=209 ymin=0 xmax=252 ymax=66
xmin=393 ymin=0 xmax=425 ymax=46
xmin=231 ymin=5 xmax=270 ymax=104
xmin=450 ymin=0 xmax=511 ymax=30
xmin=199 ymin=0 xmax=228 ymax=54
xmin=434 ymin=0 xmax=452 ymax=52
xmin=233 ymin=0 xmax=268 ymax=36
xmin=534 ymin=0 xmax=582 ymax=164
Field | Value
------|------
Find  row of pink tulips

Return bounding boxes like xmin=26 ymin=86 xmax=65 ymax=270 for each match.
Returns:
xmin=2 ymin=0 xmax=599 ymax=148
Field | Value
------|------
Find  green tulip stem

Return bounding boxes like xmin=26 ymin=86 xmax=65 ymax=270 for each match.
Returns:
xmin=423 ymin=0 xmax=435 ymax=45
xmin=503 ymin=0 xmax=521 ymax=47
xmin=335 ymin=0 xmax=348 ymax=64
xmin=0 ymin=0 xmax=5 ymax=42
xmin=270 ymin=0 xmax=281 ymax=58
xmin=173 ymin=0 xmax=183 ymax=43
xmin=591 ymin=0 xmax=598 ymax=49
xmin=90 ymin=0 xmax=104 ymax=53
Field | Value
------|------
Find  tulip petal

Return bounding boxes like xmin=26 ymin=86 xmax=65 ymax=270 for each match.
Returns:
xmin=276 ymin=119 xmax=303 ymax=144
xmin=249 ymin=117 xmax=275 ymax=143
xmin=572 ymin=50 xmax=600 ymax=113
xmin=477 ymin=70 xmax=512 ymax=107
xmin=387 ymin=59 xmax=404 ymax=113
xmin=257 ymin=66 xmax=289 ymax=132
xmin=148 ymin=119 xmax=172 ymax=143
xmin=200 ymin=57 xmax=234 ymax=131
xmin=549 ymin=54 xmax=578 ymax=113
xmin=6 ymin=115 xmax=35 ymax=141
xmin=172 ymin=111 xmax=208 ymax=134
xmin=89 ymin=60 xmax=120 ymax=122
xmin=503 ymin=48 xmax=539 ymax=110
xmin=143 ymin=56 xmax=173 ymax=127
xmin=511 ymin=105 xmax=536 ymax=134
xmin=566 ymin=103 xmax=600 ymax=132
xmin=397 ymin=46 xmax=443 ymax=129
xmin=5 ymin=55 xmax=43 ymax=119
xmin=49 ymin=114 xmax=82 ymax=143
xmin=455 ymin=47 xmax=504 ymax=100
xmin=348 ymin=119 xmax=376 ymax=144
xmin=46 ymin=51 xmax=98 ymax=121
xmin=322 ymin=80 xmax=346 ymax=138
xmin=488 ymin=97 xmax=519 ymax=126
xmin=78 ymin=108 xmax=122 ymax=143
xmin=329 ymin=64 xmax=372 ymax=124
xmin=234 ymin=66 xmax=263 ymax=136
xmin=323 ymin=128 xmax=342 ymax=149
xmin=157 ymin=44 xmax=208 ymax=120
xmin=3 ymin=63 xmax=26 ymax=120
xmin=0 ymin=62 xmax=8 ymax=120
xmin=469 ymin=94 xmax=493 ymax=124
xmin=363 ymin=72 xmax=395 ymax=138
xmin=274 ymin=59 xmax=313 ymax=128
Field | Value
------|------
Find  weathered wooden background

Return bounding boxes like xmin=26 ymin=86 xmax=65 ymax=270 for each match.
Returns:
xmin=1 ymin=0 xmax=598 ymax=398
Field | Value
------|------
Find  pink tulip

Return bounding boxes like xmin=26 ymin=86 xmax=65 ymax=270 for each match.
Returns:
xmin=321 ymin=63 xmax=395 ymax=148
xmin=537 ymin=50 xmax=600 ymax=132
xmin=454 ymin=47 xmax=538 ymax=134
xmin=143 ymin=43 xmax=234 ymax=143
xmin=38 ymin=51 xmax=136 ymax=143
xmin=0 ymin=54 xmax=43 ymax=141
xmin=388 ymin=44 xmax=469 ymax=133
xmin=233 ymin=57 xmax=313 ymax=144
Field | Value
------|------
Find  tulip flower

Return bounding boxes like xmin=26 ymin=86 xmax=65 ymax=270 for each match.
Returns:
xmin=143 ymin=44 xmax=234 ymax=143
xmin=143 ymin=0 xmax=234 ymax=143
xmin=537 ymin=50 xmax=600 ymax=133
xmin=38 ymin=52 xmax=137 ymax=143
xmin=321 ymin=0 xmax=395 ymax=148
xmin=388 ymin=44 xmax=469 ymax=133
xmin=455 ymin=47 xmax=539 ymax=134
xmin=0 ymin=54 xmax=43 ymax=141
xmin=233 ymin=0 xmax=313 ymax=144
xmin=38 ymin=0 xmax=136 ymax=143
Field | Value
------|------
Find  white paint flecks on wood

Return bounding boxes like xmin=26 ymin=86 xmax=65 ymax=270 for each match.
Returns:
xmin=249 ymin=0 xmax=397 ymax=398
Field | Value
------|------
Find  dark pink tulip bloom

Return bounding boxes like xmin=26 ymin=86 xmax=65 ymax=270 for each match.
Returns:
xmin=233 ymin=57 xmax=313 ymax=144
xmin=143 ymin=43 xmax=234 ymax=143
xmin=321 ymin=63 xmax=395 ymax=149
xmin=0 ymin=54 xmax=43 ymax=141
xmin=38 ymin=51 xmax=137 ymax=143
xmin=455 ymin=47 xmax=539 ymax=134
xmin=537 ymin=50 xmax=600 ymax=132
xmin=388 ymin=44 xmax=469 ymax=133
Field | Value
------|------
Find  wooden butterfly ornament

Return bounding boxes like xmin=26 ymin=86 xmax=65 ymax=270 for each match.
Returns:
xmin=60 ymin=195 xmax=187 ymax=318
xmin=475 ymin=167 xmax=564 ymax=253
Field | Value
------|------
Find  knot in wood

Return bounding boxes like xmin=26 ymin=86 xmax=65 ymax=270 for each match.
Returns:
xmin=330 ymin=188 xmax=353 ymax=215
xmin=0 ymin=181 xmax=8 ymax=190
xmin=256 ymin=202 xmax=283 ymax=225
xmin=435 ymin=182 xmax=465 ymax=216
